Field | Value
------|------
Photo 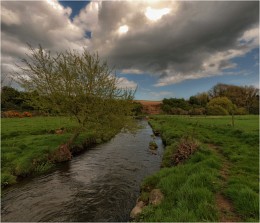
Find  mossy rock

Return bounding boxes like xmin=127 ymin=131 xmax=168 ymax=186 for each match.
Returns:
xmin=149 ymin=141 xmax=158 ymax=150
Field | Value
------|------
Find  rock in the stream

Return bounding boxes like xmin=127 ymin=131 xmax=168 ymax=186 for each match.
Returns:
xmin=130 ymin=201 xmax=145 ymax=219
xmin=149 ymin=189 xmax=164 ymax=206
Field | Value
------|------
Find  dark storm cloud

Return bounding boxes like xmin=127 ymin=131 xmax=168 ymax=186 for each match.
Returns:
xmin=105 ymin=1 xmax=258 ymax=72
xmin=1 ymin=0 xmax=259 ymax=86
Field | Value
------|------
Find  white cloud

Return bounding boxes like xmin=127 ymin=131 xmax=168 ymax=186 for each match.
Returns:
xmin=1 ymin=0 xmax=89 ymax=75
xmin=117 ymin=77 xmax=137 ymax=89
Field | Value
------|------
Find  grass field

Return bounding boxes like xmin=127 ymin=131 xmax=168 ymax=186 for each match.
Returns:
xmin=139 ymin=115 xmax=259 ymax=222
xmin=1 ymin=116 xmax=115 ymax=187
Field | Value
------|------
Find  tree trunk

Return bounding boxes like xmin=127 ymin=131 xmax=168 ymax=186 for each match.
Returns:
xmin=231 ymin=111 xmax=234 ymax=127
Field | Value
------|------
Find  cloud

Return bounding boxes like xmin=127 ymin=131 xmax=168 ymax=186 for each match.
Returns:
xmin=1 ymin=0 xmax=88 ymax=75
xmin=75 ymin=1 xmax=259 ymax=85
xmin=117 ymin=77 xmax=137 ymax=90
xmin=1 ymin=0 xmax=259 ymax=88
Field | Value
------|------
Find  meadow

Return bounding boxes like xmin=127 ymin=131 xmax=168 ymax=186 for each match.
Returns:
xmin=1 ymin=116 xmax=115 ymax=187
xmin=139 ymin=115 xmax=259 ymax=222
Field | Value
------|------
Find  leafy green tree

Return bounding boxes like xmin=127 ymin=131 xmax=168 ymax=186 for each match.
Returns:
xmin=206 ymin=105 xmax=229 ymax=116
xmin=195 ymin=92 xmax=210 ymax=107
xmin=1 ymin=86 xmax=22 ymax=111
xmin=17 ymin=45 xmax=136 ymax=144
xmin=162 ymin=98 xmax=191 ymax=114
xmin=132 ymin=102 xmax=143 ymax=116
xmin=206 ymin=97 xmax=234 ymax=114
xmin=208 ymin=83 xmax=259 ymax=114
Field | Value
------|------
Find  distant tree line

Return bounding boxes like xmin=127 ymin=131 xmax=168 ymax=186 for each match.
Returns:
xmin=162 ymin=83 xmax=259 ymax=115
xmin=1 ymin=86 xmax=34 ymax=112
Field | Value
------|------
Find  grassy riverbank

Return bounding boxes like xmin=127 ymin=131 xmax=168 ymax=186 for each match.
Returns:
xmin=138 ymin=115 xmax=259 ymax=222
xmin=1 ymin=116 xmax=118 ymax=187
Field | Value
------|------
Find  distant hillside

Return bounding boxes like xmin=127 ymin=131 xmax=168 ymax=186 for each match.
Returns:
xmin=135 ymin=100 xmax=162 ymax=114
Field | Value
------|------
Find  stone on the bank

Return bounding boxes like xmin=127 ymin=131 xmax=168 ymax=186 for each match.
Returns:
xmin=130 ymin=201 xmax=145 ymax=219
xmin=149 ymin=189 xmax=164 ymax=206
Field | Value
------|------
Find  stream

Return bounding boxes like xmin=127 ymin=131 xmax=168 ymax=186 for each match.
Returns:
xmin=1 ymin=120 xmax=164 ymax=222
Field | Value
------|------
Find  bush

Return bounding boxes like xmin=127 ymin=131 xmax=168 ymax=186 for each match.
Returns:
xmin=189 ymin=108 xmax=206 ymax=115
xmin=22 ymin=111 xmax=33 ymax=117
xmin=206 ymin=105 xmax=229 ymax=115
xmin=2 ymin=110 xmax=33 ymax=118
xmin=207 ymin=97 xmax=234 ymax=114
xmin=170 ymin=108 xmax=189 ymax=115
xmin=235 ymin=107 xmax=248 ymax=115
xmin=172 ymin=136 xmax=200 ymax=165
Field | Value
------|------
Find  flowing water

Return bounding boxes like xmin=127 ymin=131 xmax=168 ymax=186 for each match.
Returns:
xmin=1 ymin=121 xmax=164 ymax=222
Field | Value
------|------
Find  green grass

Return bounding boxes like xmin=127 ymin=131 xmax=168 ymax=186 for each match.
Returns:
xmin=1 ymin=116 xmax=115 ymax=187
xmin=139 ymin=115 xmax=259 ymax=222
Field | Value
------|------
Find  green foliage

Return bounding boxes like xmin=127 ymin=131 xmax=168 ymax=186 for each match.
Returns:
xmin=132 ymin=102 xmax=143 ymax=116
xmin=17 ymin=45 xmax=136 ymax=145
xmin=209 ymin=83 xmax=259 ymax=114
xmin=189 ymin=107 xmax=206 ymax=115
xmin=162 ymin=98 xmax=191 ymax=114
xmin=1 ymin=172 xmax=17 ymax=187
xmin=207 ymin=97 xmax=234 ymax=113
xmin=1 ymin=86 xmax=34 ymax=111
xmin=1 ymin=86 xmax=21 ymax=111
xmin=149 ymin=141 xmax=158 ymax=150
xmin=206 ymin=105 xmax=229 ymax=115
xmin=235 ymin=107 xmax=248 ymax=115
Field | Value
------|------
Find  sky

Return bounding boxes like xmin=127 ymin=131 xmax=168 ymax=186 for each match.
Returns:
xmin=1 ymin=0 xmax=259 ymax=100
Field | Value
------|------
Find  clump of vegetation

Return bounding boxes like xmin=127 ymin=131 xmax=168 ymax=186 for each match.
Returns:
xmin=206 ymin=97 xmax=235 ymax=116
xmin=149 ymin=141 xmax=158 ymax=150
xmin=172 ymin=136 xmax=199 ymax=165
xmin=2 ymin=110 xmax=33 ymax=118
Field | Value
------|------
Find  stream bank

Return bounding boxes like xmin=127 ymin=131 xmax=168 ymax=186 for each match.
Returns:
xmin=1 ymin=120 xmax=164 ymax=222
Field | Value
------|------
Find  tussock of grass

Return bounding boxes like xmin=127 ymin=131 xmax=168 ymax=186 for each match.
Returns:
xmin=140 ymin=115 xmax=259 ymax=222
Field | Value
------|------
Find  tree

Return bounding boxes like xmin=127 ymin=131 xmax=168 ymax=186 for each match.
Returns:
xmin=162 ymin=98 xmax=191 ymax=113
xmin=208 ymin=83 xmax=259 ymax=114
xmin=195 ymin=92 xmax=210 ymax=107
xmin=206 ymin=97 xmax=234 ymax=114
xmin=1 ymin=86 xmax=21 ymax=111
xmin=206 ymin=96 xmax=237 ymax=126
xmin=17 ymin=45 xmax=136 ymax=144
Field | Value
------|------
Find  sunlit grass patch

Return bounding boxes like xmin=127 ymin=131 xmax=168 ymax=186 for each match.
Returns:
xmin=141 ymin=115 xmax=259 ymax=222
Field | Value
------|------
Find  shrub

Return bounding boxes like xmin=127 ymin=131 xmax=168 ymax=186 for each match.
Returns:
xmin=22 ymin=111 xmax=33 ymax=117
xmin=235 ymin=107 xmax=248 ymax=115
xmin=189 ymin=108 xmax=206 ymax=115
xmin=170 ymin=108 xmax=189 ymax=115
xmin=2 ymin=110 xmax=33 ymax=118
xmin=206 ymin=105 xmax=229 ymax=115
xmin=149 ymin=141 xmax=158 ymax=150
xmin=172 ymin=136 xmax=200 ymax=165
xmin=2 ymin=110 xmax=22 ymax=118
xmin=207 ymin=97 xmax=234 ymax=114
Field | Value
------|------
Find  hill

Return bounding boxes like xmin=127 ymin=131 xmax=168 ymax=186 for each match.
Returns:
xmin=135 ymin=100 xmax=162 ymax=114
